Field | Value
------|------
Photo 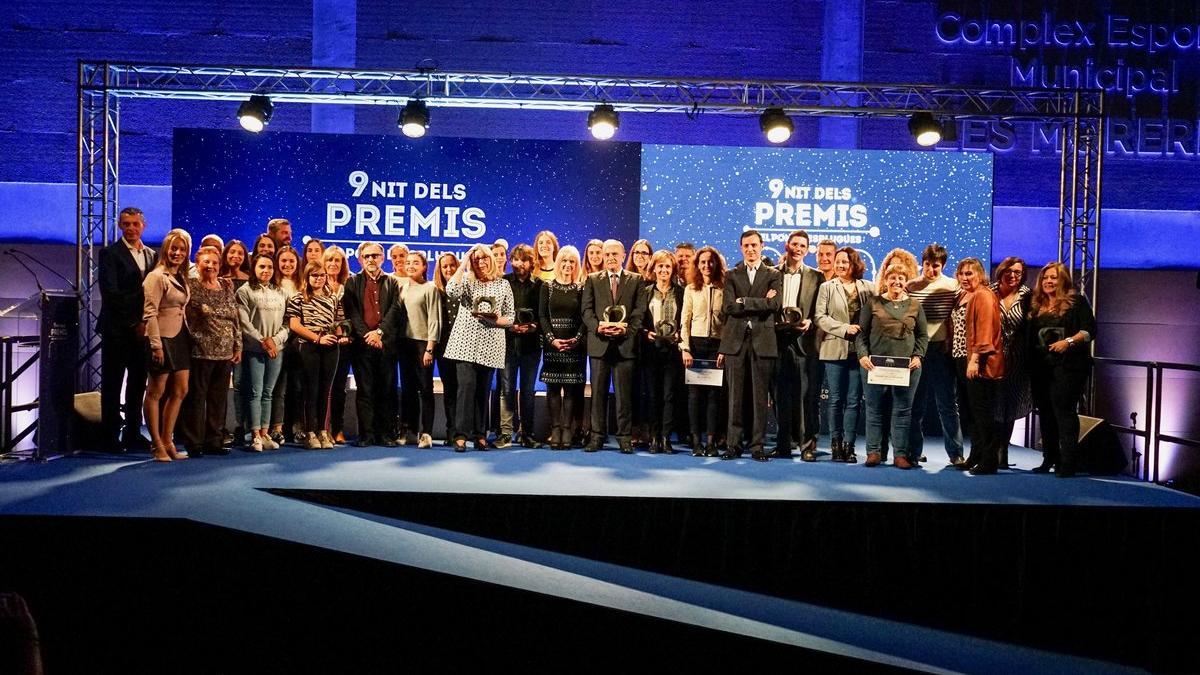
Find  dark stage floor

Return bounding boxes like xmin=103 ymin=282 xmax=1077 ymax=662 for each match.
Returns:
xmin=2 ymin=439 xmax=1195 ymax=673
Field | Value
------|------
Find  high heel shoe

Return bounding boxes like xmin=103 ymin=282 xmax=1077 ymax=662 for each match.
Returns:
xmin=152 ymin=442 xmax=172 ymax=462
xmin=1031 ymin=461 xmax=1055 ymax=474
xmin=164 ymin=442 xmax=188 ymax=460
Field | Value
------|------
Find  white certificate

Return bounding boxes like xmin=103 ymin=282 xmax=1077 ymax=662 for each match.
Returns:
xmin=866 ymin=355 xmax=912 ymax=386
xmin=685 ymin=359 xmax=724 ymax=386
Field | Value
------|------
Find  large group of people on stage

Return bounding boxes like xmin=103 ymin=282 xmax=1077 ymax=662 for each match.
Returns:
xmin=97 ymin=206 xmax=1097 ymax=477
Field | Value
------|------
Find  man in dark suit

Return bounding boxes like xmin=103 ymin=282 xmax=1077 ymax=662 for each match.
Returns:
xmin=581 ymin=239 xmax=646 ymax=453
xmin=97 ymin=206 xmax=156 ymax=452
xmin=342 ymin=242 xmax=403 ymax=447
xmin=719 ymin=230 xmax=782 ymax=461
xmin=774 ymin=230 xmax=825 ymax=460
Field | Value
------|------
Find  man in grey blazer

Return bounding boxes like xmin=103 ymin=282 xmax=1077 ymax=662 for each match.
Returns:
xmin=774 ymin=230 xmax=825 ymax=460
xmin=719 ymin=230 xmax=782 ymax=461
xmin=581 ymin=239 xmax=647 ymax=453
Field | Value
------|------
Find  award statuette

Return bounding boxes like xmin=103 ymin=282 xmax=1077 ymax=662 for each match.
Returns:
xmin=471 ymin=296 xmax=499 ymax=322
xmin=600 ymin=304 xmax=627 ymax=330
xmin=515 ymin=308 xmax=536 ymax=326
xmin=654 ymin=319 xmax=678 ymax=344
xmin=779 ymin=306 xmax=804 ymax=329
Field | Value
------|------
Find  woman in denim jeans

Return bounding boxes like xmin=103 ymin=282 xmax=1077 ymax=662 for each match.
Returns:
xmin=815 ymin=247 xmax=873 ymax=463
xmin=236 ymin=254 xmax=289 ymax=452
xmin=856 ymin=264 xmax=929 ymax=469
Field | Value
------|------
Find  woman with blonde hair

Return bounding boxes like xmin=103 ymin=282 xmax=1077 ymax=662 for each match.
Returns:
xmin=538 ymin=246 xmax=586 ymax=449
xmin=323 ymin=245 xmax=352 ymax=444
xmin=443 ymin=244 xmax=516 ymax=451
xmin=1026 ymin=262 xmax=1096 ymax=477
xmin=142 ymin=230 xmax=192 ymax=462
xmin=533 ymin=230 xmax=560 ymax=282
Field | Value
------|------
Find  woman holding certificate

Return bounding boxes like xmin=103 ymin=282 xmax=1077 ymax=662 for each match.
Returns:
xmin=949 ymin=257 xmax=1007 ymax=475
xmin=856 ymin=263 xmax=929 ymax=469
xmin=680 ymin=246 xmax=726 ymax=457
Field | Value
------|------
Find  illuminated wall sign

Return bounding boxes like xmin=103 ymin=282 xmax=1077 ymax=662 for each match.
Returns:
xmin=934 ymin=8 xmax=1200 ymax=159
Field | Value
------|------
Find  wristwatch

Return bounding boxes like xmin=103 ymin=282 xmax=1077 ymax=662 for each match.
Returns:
xmin=1065 ymin=337 xmax=1075 ymax=346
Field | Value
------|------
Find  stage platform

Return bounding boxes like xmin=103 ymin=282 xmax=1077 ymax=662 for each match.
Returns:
xmin=2 ymin=440 xmax=1197 ymax=673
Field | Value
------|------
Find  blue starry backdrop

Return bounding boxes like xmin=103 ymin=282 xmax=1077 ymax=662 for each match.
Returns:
xmin=173 ymin=129 xmax=641 ymax=267
xmin=640 ymin=145 xmax=993 ymax=277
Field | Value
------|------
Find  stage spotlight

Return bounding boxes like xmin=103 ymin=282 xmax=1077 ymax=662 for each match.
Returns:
xmin=237 ymin=96 xmax=273 ymax=133
xmin=399 ymin=100 xmax=430 ymax=138
xmin=760 ymin=108 xmax=793 ymax=144
xmin=908 ymin=112 xmax=942 ymax=147
xmin=588 ymin=104 xmax=619 ymax=140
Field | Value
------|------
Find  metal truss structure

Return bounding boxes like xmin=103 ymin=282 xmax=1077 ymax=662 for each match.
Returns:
xmin=76 ymin=62 xmax=1105 ymax=390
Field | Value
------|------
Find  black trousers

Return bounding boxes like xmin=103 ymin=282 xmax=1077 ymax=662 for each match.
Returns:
xmin=300 ymin=342 xmax=340 ymax=434
xmin=775 ymin=341 xmax=815 ymax=451
xmin=437 ymin=355 xmax=459 ymax=441
xmin=645 ymin=344 xmax=683 ymax=438
xmin=181 ymin=358 xmax=232 ymax=453
xmin=725 ymin=336 xmax=777 ymax=452
xmin=352 ymin=344 xmax=396 ymax=441
xmin=806 ymin=358 xmax=825 ymax=444
xmin=964 ymin=375 xmax=1005 ymax=471
xmin=399 ymin=338 xmax=435 ymax=435
xmin=455 ymin=361 xmax=493 ymax=441
xmin=101 ymin=329 xmax=148 ymax=446
xmin=330 ymin=354 xmax=351 ymax=436
xmin=687 ymin=336 xmax=724 ymax=440
xmin=1030 ymin=364 xmax=1088 ymax=471
xmin=590 ymin=352 xmax=634 ymax=441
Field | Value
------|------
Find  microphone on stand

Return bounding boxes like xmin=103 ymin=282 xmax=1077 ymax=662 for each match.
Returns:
xmin=6 ymin=249 xmax=79 ymax=296
xmin=3 ymin=250 xmax=45 ymax=295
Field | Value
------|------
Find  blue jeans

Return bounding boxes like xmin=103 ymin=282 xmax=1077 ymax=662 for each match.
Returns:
xmin=908 ymin=341 xmax=964 ymax=459
xmin=824 ymin=357 xmax=863 ymax=446
xmin=865 ymin=366 xmax=922 ymax=460
xmin=500 ymin=349 xmax=540 ymax=437
xmin=244 ymin=351 xmax=283 ymax=430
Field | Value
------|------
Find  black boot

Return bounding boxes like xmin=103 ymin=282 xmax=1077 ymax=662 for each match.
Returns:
xmin=830 ymin=438 xmax=844 ymax=462
xmin=691 ymin=435 xmax=704 ymax=457
xmin=843 ymin=442 xmax=858 ymax=464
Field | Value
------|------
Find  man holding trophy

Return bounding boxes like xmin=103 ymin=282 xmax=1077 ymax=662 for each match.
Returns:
xmin=581 ymin=239 xmax=647 ymax=453
xmin=774 ymin=230 xmax=825 ymax=460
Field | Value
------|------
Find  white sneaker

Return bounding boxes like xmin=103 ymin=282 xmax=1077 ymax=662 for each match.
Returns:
xmin=417 ymin=433 xmax=433 ymax=449
xmin=263 ymin=435 xmax=280 ymax=450
xmin=319 ymin=431 xmax=334 ymax=449
xmin=250 ymin=437 xmax=264 ymax=453
xmin=306 ymin=434 xmax=322 ymax=450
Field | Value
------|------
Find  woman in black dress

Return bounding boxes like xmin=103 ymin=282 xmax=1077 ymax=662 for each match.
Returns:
xmin=538 ymin=246 xmax=586 ymax=449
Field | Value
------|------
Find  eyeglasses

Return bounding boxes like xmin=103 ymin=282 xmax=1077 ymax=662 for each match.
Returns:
xmin=1003 ymin=269 xmax=1024 ymax=276
xmin=633 ymin=250 xmax=650 ymax=257
xmin=362 ymin=253 xmax=383 ymax=259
